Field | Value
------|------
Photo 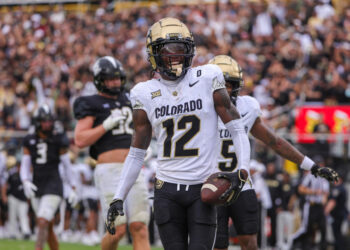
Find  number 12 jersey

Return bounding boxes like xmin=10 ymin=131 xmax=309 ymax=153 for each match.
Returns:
xmin=130 ymin=64 xmax=225 ymax=185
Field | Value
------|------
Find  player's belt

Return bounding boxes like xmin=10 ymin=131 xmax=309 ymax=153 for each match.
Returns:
xmin=155 ymin=178 xmax=202 ymax=191
xmin=309 ymin=201 xmax=323 ymax=206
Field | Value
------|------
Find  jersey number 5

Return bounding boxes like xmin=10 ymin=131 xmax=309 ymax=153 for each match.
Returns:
xmin=219 ymin=140 xmax=237 ymax=172
xmin=162 ymin=115 xmax=200 ymax=157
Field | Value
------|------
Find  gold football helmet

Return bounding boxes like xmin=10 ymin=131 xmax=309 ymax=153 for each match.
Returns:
xmin=6 ymin=155 xmax=17 ymax=169
xmin=208 ymin=55 xmax=243 ymax=97
xmin=146 ymin=17 xmax=195 ymax=80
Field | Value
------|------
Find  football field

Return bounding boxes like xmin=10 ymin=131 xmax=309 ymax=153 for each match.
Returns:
xmin=0 ymin=239 xmax=164 ymax=250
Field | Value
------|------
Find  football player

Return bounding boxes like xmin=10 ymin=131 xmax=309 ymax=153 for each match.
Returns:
xmin=208 ymin=55 xmax=339 ymax=250
xmin=20 ymin=104 xmax=78 ymax=250
xmin=2 ymin=155 xmax=31 ymax=239
xmin=106 ymin=18 xmax=251 ymax=250
xmin=73 ymin=56 xmax=150 ymax=250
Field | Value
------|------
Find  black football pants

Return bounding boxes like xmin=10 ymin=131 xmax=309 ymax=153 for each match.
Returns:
xmin=153 ymin=180 xmax=217 ymax=250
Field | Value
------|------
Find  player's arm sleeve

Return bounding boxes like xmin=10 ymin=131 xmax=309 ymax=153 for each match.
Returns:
xmin=20 ymin=153 xmax=32 ymax=182
xmin=59 ymin=133 xmax=76 ymax=187
xmin=60 ymin=153 xmax=77 ymax=188
xmin=113 ymin=147 xmax=147 ymax=200
xmin=225 ymin=119 xmax=251 ymax=173
xmin=32 ymin=78 xmax=46 ymax=105
xmin=73 ymin=97 xmax=95 ymax=120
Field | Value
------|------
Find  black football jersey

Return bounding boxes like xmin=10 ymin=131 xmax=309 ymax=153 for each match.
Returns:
xmin=23 ymin=132 xmax=69 ymax=197
xmin=73 ymin=93 xmax=133 ymax=160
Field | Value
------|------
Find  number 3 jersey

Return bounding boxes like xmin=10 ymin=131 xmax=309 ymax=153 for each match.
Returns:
xmin=217 ymin=95 xmax=262 ymax=191
xmin=23 ymin=132 xmax=69 ymax=197
xmin=73 ymin=92 xmax=133 ymax=160
xmin=130 ymin=64 xmax=225 ymax=185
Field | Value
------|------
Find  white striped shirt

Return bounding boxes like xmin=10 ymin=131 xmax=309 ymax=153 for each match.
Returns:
xmin=301 ymin=172 xmax=329 ymax=203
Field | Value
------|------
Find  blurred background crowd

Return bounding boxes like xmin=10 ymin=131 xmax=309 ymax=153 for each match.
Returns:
xmin=0 ymin=0 xmax=349 ymax=249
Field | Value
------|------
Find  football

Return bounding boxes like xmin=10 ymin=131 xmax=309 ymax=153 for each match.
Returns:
xmin=201 ymin=172 xmax=231 ymax=205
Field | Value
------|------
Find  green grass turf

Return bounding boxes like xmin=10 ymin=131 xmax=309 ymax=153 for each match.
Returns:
xmin=0 ymin=239 xmax=164 ymax=250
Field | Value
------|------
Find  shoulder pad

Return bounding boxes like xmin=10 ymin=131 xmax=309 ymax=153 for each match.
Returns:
xmin=243 ymin=96 xmax=261 ymax=110
xmin=130 ymin=82 xmax=151 ymax=110
xmin=198 ymin=64 xmax=223 ymax=77
xmin=199 ymin=64 xmax=225 ymax=91
xmin=73 ymin=96 xmax=95 ymax=120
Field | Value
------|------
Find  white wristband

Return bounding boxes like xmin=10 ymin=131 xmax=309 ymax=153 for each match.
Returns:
xmin=300 ymin=156 xmax=315 ymax=171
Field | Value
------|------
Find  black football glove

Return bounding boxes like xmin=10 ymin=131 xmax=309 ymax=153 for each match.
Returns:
xmin=311 ymin=164 xmax=339 ymax=182
xmin=217 ymin=169 xmax=248 ymax=206
xmin=105 ymin=199 xmax=124 ymax=235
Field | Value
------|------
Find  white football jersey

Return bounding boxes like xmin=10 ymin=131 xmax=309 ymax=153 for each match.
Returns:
xmin=130 ymin=64 xmax=225 ymax=185
xmin=217 ymin=95 xmax=262 ymax=191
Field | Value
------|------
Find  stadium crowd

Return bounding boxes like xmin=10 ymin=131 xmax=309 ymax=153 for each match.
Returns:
xmin=0 ymin=0 xmax=349 ymax=249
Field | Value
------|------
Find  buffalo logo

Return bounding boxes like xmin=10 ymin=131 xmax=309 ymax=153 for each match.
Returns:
xmin=212 ymin=76 xmax=225 ymax=90
xmin=151 ymin=89 xmax=162 ymax=99
xmin=155 ymin=179 xmax=164 ymax=189
xmin=133 ymin=100 xmax=144 ymax=110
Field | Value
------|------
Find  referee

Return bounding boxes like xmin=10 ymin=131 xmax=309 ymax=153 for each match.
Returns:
xmin=289 ymin=160 xmax=330 ymax=250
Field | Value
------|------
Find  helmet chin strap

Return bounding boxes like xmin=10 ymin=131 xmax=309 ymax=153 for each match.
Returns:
xmin=230 ymin=95 xmax=237 ymax=106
